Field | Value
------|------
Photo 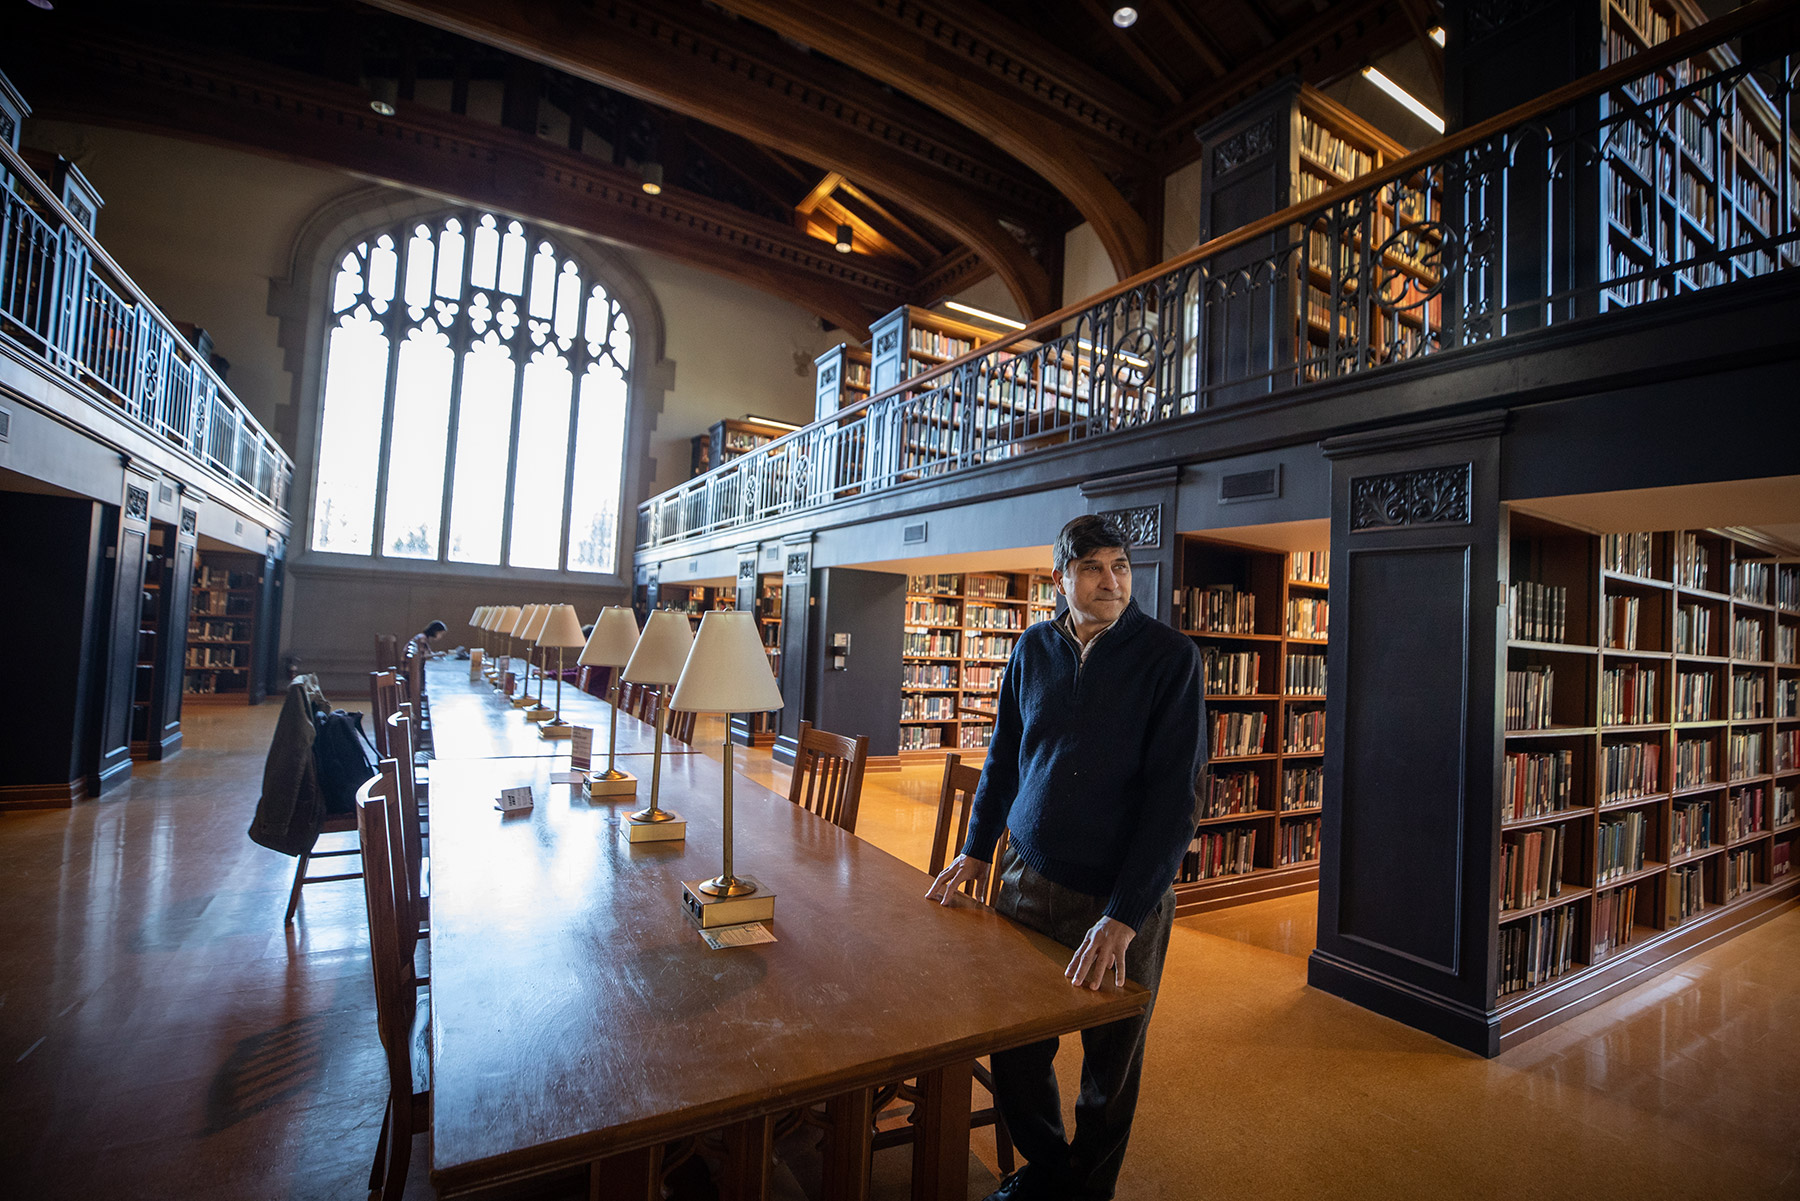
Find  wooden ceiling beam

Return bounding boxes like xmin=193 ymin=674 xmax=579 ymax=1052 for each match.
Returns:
xmin=1071 ymin=0 xmax=1191 ymax=101
xmin=361 ymin=0 xmax=1058 ymax=316
xmin=835 ymin=181 xmax=949 ymax=263
xmin=711 ymin=0 xmax=1153 ymax=279
xmin=680 ymin=125 xmax=813 ymax=215
xmin=1396 ymin=0 xmax=1446 ymax=93
xmin=13 ymin=37 xmax=895 ymax=338
xmin=1153 ymin=2 xmax=1232 ymax=78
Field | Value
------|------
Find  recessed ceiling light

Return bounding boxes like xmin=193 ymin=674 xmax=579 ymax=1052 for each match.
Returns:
xmin=1112 ymin=7 xmax=1138 ymax=29
xmin=367 ymin=77 xmax=398 ymax=117
xmin=834 ymin=223 xmax=853 ymax=254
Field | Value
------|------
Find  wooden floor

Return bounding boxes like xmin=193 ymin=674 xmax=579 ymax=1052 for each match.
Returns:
xmin=1 ymin=703 xmax=1796 ymax=1200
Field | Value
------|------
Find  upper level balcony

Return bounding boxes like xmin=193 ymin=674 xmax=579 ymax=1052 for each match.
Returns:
xmin=0 ymin=105 xmax=292 ymax=523
xmin=636 ymin=2 xmax=1799 ymax=561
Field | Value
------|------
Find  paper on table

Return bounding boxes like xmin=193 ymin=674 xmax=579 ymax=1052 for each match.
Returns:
xmin=495 ymin=785 xmax=535 ymax=812
xmin=549 ymin=771 xmax=583 ymax=784
xmin=570 ymin=726 xmax=593 ymax=771
xmin=699 ymin=922 xmax=777 ymax=950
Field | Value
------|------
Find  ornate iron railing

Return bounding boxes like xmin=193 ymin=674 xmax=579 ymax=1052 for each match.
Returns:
xmin=0 ymin=136 xmax=293 ymax=517
xmin=639 ymin=0 xmax=1797 ymax=551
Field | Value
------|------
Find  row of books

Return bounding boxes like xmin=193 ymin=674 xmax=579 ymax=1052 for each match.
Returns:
xmin=1598 ymin=810 xmax=1649 ymax=883
xmin=188 ymin=619 xmax=251 ymax=643
xmin=1499 ymin=905 xmax=1580 ymax=997
xmin=1611 ymin=0 xmax=1673 ymax=45
xmin=1730 ymin=672 xmax=1767 ymax=720
xmin=908 ymin=327 xmax=973 ymax=360
xmin=1725 ymin=848 xmax=1758 ymax=901
xmin=1676 ymin=669 xmax=1714 ymax=722
xmin=1593 ymin=883 xmax=1641 ymax=960
xmin=1290 ymin=551 xmax=1329 ymax=585
xmin=1731 ymin=560 xmax=1771 ymax=605
xmin=1731 ymin=108 xmax=1779 ymax=185
xmin=1287 ymin=598 xmax=1328 ymax=640
xmin=1601 ymin=664 xmax=1659 ymax=726
xmin=1779 ymin=839 xmax=1794 ymax=880
xmin=1500 ymin=825 xmax=1567 ymax=911
xmin=899 ymin=726 xmax=944 ymax=751
xmin=1731 ymin=614 xmax=1766 ymax=660
xmin=1285 ymin=709 xmax=1325 ymax=755
xmin=1284 ymin=765 xmax=1324 ymax=811
xmin=1187 ymin=586 xmax=1257 ymax=634
xmin=1278 ymin=817 xmax=1321 ymax=867
xmin=1181 ymin=827 xmax=1257 ymax=881
xmin=1504 ymin=748 xmax=1576 ymax=823
xmin=901 ymin=695 xmax=957 ymax=721
xmin=1777 ymin=729 xmax=1799 ymax=773
xmin=1671 ymin=862 xmax=1707 ymax=922
xmin=1674 ymin=531 xmax=1711 ymax=590
xmin=1779 ymin=626 xmax=1798 ymax=665
xmin=959 ymin=725 xmax=994 ymax=749
xmin=1778 ymin=784 xmax=1798 ymax=829
xmin=1302 ymin=284 xmax=1357 ymax=338
xmin=186 ymin=647 xmax=245 ymax=668
xmin=907 ymin=573 xmax=963 ymax=596
xmin=1673 ymin=798 xmax=1713 ymax=855
xmin=902 ymin=663 xmax=958 ymax=689
xmin=1675 ymin=602 xmax=1713 ymax=655
xmin=1602 ymin=595 xmax=1642 ymax=650
xmin=1199 ymin=770 xmax=1261 ymax=819
xmin=1603 ymin=740 xmax=1660 ymax=802
xmin=1204 ymin=651 xmax=1262 ymax=697
xmin=1675 ymin=738 xmax=1716 ymax=790
xmin=1727 ymin=785 xmax=1766 ymax=841
xmin=1602 ymin=532 xmax=1656 ymax=577
xmin=1727 ymin=730 xmax=1764 ymax=780
xmin=1211 ymin=711 xmax=1268 ymax=759
xmin=904 ymin=631 xmax=960 ymax=657
xmin=1505 ymin=665 xmax=1555 ymax=731
xmin=965 ymin=604 xmax=1024 ymax=631
xmin=1285 ymin=653 xmax=1326 ymax=696
xmin=1298 ymin=114 xmax=1376 ymax=179
xmin=1732 ymin=171 xmax=1774 ymax=233
xmin=964 ymin=573 xmax=1016 ymax=599
xmin=192 ymin=592 xmax=255 ymax=617
xmin=1509 ymin=581 xmax=1568 ymax=643
xmin=906 ymin=600 xmax=960 ymax=626
xmin=964 ymin=664 xmax=1002 ymax=690
xmin=967 ymin=633 xmax=1017 ymax=661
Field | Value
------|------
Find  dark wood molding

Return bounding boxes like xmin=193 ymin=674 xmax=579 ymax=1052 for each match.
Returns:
xmin=0 ymin=780 xmax=87 ymax=810
xmin=360 ymin=0 xmax=1058 ymax=318
xmin=713 ymin=0 xmax=1153 ymax=278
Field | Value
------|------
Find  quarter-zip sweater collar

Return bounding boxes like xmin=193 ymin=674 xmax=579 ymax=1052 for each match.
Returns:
xmin=963 ymin=598 xmax=1207 ymax=932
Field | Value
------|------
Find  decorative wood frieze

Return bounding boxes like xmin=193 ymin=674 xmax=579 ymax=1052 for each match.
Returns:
xmin=1349 ymin=465 xmax=1473 ymax=532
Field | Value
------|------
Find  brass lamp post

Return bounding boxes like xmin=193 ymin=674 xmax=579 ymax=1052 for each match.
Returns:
xmin=618 ymin=610 xmax=692 ymax=842
xmin=578 ymin=606 xmax=641 ymax=795
xmin=535 ymin=604 xmax=585 ymax=739
xmin=520 ymin=604 xmax=555 ymax=721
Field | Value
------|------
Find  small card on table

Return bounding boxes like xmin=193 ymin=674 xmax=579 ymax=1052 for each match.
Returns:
xmin=495 ymin=785 xmax=535 ymax=812
xmin=468 ymin=647 xmax=484 ymax=681
xmin=699 ymin=922 xmax=777 ymax=950
xmin=570 ymin=725 xmax=594 ymax=772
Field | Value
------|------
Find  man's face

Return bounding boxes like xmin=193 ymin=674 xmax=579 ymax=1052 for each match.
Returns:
xmin=1054 ymin=546 xmax=1132 ymax=626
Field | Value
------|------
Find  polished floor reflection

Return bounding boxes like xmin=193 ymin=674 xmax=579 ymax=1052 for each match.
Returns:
xmin=0 ymin=704 xmax=1794 ymax=1199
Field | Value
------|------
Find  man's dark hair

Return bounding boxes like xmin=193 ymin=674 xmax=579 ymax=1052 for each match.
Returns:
xmin=423 ymin=620 xmax=447 ymax=637
xmin=1054 ymin=514 xmax=1131 ymax=573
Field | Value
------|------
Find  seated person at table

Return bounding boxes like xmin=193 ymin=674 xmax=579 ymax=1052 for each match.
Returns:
xmin=407 ymin=620 xmax=447 ymax=659
xmin=928 ymin=514 xmax=1206 ymax=1201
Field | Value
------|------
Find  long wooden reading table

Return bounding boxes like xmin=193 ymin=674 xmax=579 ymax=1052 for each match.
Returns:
xmin=428 ymin=657 xmax=698 ymax=760
xmin=426 ymin=748 xmax=1147 ymax=1199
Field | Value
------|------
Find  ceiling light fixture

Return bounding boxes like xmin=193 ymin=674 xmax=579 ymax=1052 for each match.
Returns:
xmin=1111 ymin=6 xmax=1138 ymax=28
xmin=834 ymin=223 xmax=853 ymax=254
xmin=943 ymin=300 xmax=1027 ymax=330
xmin=641 ymin=162 xmax=663 ymax=195
xmin=1362 ymin=66 xmax=1445 ymax=134
xmin=367 ymin=77 xmax=398 ymax=117
xmin=1428 ymin=26 xmax=1446 ymax=47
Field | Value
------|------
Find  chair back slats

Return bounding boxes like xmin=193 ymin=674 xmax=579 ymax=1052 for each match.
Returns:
xmin=929 ymin=753 xmax=1007 ymax=904
xmin=787 ymin=721 xmax=870 ymax=833
xmin=369 ymin=671 xmax=400 ymax=758
xmin=375 ymin=633 xmax=400 ymax=672
xmin=386 ymin=706 xmax=427 ymax=945
xmin=355 ymin=762 xmax=414 ymax=1071
xmin=618 ymin=681 xmax=638 ymax=715
xmin=637 ymin=686 xmax=659 ymax=723
xmin=667 ymin=708 xmax=697 ymax=745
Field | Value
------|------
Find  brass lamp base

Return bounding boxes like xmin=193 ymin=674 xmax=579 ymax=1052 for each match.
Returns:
xmin=623 ymin=812 xmax=685 ymax=843
xmin=585 ymin=769 xmax=637 ymax=796
xmin=698 ymin=874 xmax=757 ymax=897
xmin=629 ymin=805 xmax=679 ymax=824
xmin=682 ymin=876 xmax=773 ymax=927
xmin=510 ymin=695 xmax=536 ymax=709
xmin=525 ymin=705 xmax=554 ymax=722
xmin=538 ymin=720 xmax=573 ymax=740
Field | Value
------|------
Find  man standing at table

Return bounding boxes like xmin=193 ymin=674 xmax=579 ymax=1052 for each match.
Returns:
xmin=927 ymin=514 xmax=1206 ymax=1201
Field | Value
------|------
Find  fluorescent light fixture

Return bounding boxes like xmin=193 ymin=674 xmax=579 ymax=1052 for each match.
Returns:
xmin=1428 ymin=25 xmax=1446 ymax=47
xmin=1362 ymin=66 xmax=1445 ymax=134
xmin=1112 ymin=6 xmax=1138 ymax=28
xmin=943 ymin=300 xmax=1027 ymax=330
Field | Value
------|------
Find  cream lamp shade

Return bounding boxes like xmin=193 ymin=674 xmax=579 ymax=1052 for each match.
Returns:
xmin=621 ymin=610 xmax=693 ymax=685
xmin=523 ymin=604 xmax=552 ymax=641
xmin=479 ymin=606 xmax=498 ymax=630
xmin=536 ymin=604 xmax=586 ymax=649
xmin=670 ymin=611 xmax=784 ymax=713
xmin=494 ymin=605 xmax=522 ymax=634
xmin=468 ymin=606 xmax=483 ymax=627
xmin=578 ymin=606 xmax=640 ymax=668
xmin=510 ymin=604 xmax=540 ymax=638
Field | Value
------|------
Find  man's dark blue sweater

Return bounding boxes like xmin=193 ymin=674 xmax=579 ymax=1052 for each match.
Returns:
xmin=962 ymin=598 xmax=1207 ymax=932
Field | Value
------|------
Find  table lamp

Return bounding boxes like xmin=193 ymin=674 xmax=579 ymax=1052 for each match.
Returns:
xmin=522 ymin=604 xmax=556 ymax=720
xmin=535 ymin=604 xmax=586 ymax=739
xmin=579 ymin=606 xmax=641 ymax=795
xmin=492 ymin=605 xmax=522 ymax=691
xmin=669 ymin=610 xmax=785 ymax=927
xmin=619 ymin=609 xmax=692 ymax=842
xmin=511 ymin=605 xmax=544 ymax=710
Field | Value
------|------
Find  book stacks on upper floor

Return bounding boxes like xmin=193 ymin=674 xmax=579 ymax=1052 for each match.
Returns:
xmin=1175 ymin=537 xmax=1331 ymax=915
xmin=1500 ymin=514 xmax=1798 ymax=1001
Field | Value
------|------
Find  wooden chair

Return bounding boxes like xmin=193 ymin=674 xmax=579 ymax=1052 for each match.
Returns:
xmin=865 ymin=753 xmax=1015 ymax=1174
xmin=283 ymin=811 xmax=361 ymax=925
xmin=786 ymin=721 xmax=870 ymax=833
xmin=369 ymin=670 xmax=400 ymax=759
xmin=374 ymin=632 xmax=400 ymax=672
xmin=667 ymin=707 xmax=697 ymax=745
xmin=386 ymin=706 xmax=429 ymax=946
xmin=635 ymin=685 xmax=659 ymax=724
xmin=354 ymin=762 xmax=430 ymax=1201
xmin=618 ymin=680 xmax=638 ymax=716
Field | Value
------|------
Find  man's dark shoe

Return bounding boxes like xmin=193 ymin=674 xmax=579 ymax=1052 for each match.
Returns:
xmin=981 ymin=1163 xmax=1061 ymax=1201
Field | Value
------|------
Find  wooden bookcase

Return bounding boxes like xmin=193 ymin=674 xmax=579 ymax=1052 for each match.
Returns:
xmin=899 ymin=570 xmax=1055 ymax=759
xmin=1173 ymin=536 xmax=1331 ymax=915
xmin=184 ymin=551 xmax=262 ymax=703
xmin=813 ymin=343 xmax=872 ymax=421
xmin=1598 ymin=0 xmax=1800 ymax=309
xmin=867 ymin=306 xmax=1011 ymax=397
xmin=741 ymin=575 xmax=783 ymax=744
xmin=690 ymin=416 xmax=799 ymax=479
xmin=1496 ymin=514 xmax=1798 ymax=1004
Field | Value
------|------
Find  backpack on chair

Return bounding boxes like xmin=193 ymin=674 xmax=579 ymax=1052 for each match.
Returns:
xmin=314 ymin=709 xmax=378 ymax=815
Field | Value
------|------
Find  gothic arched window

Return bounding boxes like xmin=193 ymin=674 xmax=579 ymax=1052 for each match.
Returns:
xmin=309 ymin=212 xmax=632 ymax=574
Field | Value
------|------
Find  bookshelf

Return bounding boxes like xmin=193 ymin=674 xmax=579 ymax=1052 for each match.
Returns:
xmin=741 ymin=574 xmax=783 ymax=745
xmin=1597 ymin=0 xmax=1800 ymax=309
xmin=899 ymin=570 xmax=1056 ymax=759
xmin=1174 ymin=537 xmax=1331 ymax=915
xmin=130 ymin=526 xmax=169 ymax=757
xmin=813 ymin=342 xmax=873 ymax=421
xmin=690 ymin=416 xmax=800 ymax=479
xmin=1497 ymin=514 xmax=1796 ymax=1005
xmin=184 ymin=551 xmax=262 ymax=703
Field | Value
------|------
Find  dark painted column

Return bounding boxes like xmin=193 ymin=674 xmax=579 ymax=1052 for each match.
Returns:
xmin=771 ymin=534 xmax=814 ymax=766
xmin=1081 ymin=465 xmax=1181 ymax=626
xmin=1307 ymin=411 xmax=1508 ymax=1056
xmin=95 ymin=468 xmax=157 ymax=793
xmin=147 ymin=502 xmax=197 ymax=760
xmin=806 ymin=567 xmax=905 ymax=758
